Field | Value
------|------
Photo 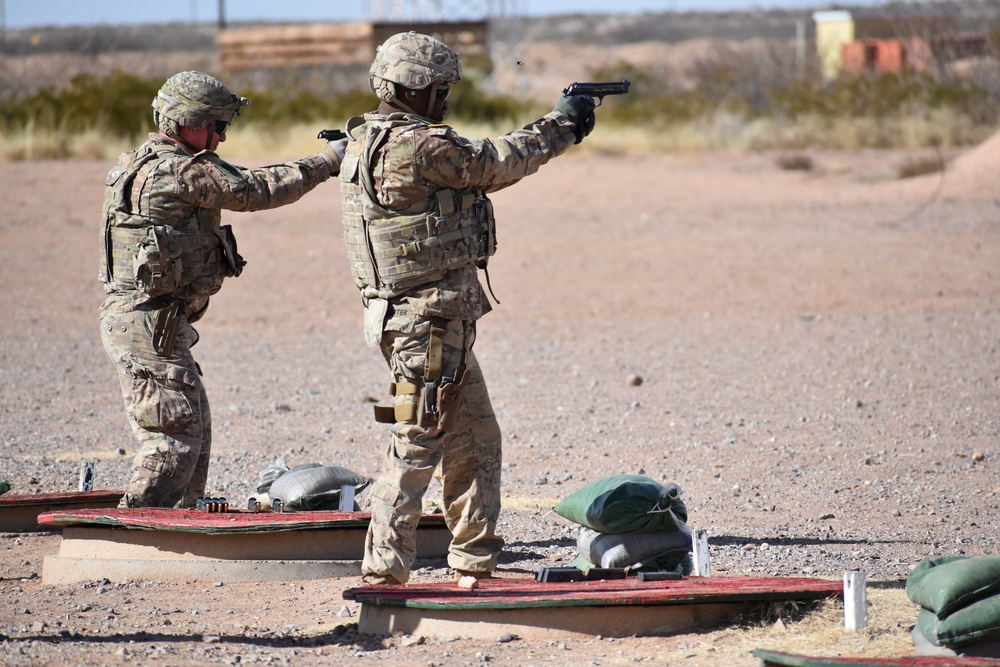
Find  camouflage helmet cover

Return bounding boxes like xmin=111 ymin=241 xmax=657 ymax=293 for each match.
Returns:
xmin=152 ymin=71 xmax=250 ymax=129
xmin=369 ymin=31 xmax=461 ymax=98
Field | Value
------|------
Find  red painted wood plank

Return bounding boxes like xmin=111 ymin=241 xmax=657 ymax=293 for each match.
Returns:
xmin=344 ymin=576 xmax=843 ymax=610
xmin=0 ymin=490 xmax=122 ymax=507
xmin=753 ymin=649 xmax=1000 ymax=667
xmin=37 ymin=507 xmax=445 ymax=534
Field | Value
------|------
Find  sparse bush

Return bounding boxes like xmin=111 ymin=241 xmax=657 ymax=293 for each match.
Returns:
xmin=898 ymin=154 xmax=944 ymax=179
xmin=776 ymin=153 xmax=814 ymax=171
xmin=1 ymin=55 xmax=998 ymax=161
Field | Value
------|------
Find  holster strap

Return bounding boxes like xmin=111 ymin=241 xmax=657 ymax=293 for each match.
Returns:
xmin=373 ymin=381 xmax=420 ymax=424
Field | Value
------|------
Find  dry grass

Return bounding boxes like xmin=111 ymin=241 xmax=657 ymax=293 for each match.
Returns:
xmin=638 ymin=587 xmax=917 ymax=667
xmin=0 ymin=105 xmax=994 ymax=163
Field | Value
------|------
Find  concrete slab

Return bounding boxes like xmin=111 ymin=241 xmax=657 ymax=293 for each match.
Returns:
xmin=40 ymin=508 xmax=452 ymax=584
xmin=0 ymin=490 xmax=122 ymax=533
xmin=346 ymin=575 xmax=844 ymax=640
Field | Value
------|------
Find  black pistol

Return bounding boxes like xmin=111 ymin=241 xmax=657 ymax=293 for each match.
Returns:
xmin=562 ymin=80 xmax=630 ymax=106
xmin=317 ymin=129 xmax=346 ymax=141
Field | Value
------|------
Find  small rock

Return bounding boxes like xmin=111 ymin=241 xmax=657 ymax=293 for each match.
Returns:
xmin=819 ymin=513 xmax=835 ymax=520
xmin=30 ymin=621 xmax=46 ymax=632
xmin=203 ymin=635 xmax=221 ymax=643
xmin=457 ymin=576 xmax=479 ymax=590
xmin=497 ymin=633 xmax=519 ymax=643
xmin=337 ymin=605 xmax=352 ymax=618
xmin=627 ymin=374 xmax=643 ymax=386
xmin=972 ymin=452 xmax=985 ymax=461
xmin=400 ymin=635 xmax=425 ymax=647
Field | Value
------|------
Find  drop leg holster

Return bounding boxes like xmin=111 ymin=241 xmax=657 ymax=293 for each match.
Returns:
xmin=151 ymin=299 xmax=184 ymax=357
xmin=374 ymin=319 xmax=471 ymax=433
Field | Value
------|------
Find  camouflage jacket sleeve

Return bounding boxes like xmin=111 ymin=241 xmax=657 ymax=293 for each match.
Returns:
xmin=409 ymin=111 xmax=577 ymax=195
xmin=169 ymin=151 xmax=333 ymax=213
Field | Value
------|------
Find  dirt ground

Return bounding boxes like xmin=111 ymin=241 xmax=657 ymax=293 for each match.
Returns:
xmin=1 ymin=140 xmax=998 ymax=665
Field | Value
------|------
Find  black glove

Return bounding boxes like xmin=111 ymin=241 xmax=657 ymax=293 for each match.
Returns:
xmin=553 ymin=94 xmax=597 ymax=144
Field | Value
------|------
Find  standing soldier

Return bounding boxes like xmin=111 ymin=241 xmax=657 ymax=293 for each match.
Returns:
xmin=100 ymin=71 xmax=345 ymax=508
xmin=340 ymin=32 xmax=598 ymax=584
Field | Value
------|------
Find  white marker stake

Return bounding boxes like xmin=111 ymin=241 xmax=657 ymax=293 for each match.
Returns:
xmin=844 ymin=570 xmax=868 ymax=630
xmin=692 ymin=528 xmax=711 ymax=577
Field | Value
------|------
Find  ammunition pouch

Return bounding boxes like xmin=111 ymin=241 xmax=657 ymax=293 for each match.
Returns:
xmin=105 ymin=225 xmax=229 ymax=296
xmin=134 ymin=225 xmax=183 ymax=297
xmin=215 ymin=224 xmax=246 ymax=278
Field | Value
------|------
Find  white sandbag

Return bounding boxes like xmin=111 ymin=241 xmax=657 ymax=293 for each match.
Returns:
xmin=268 ymin=465 xmax=372 ymax=510
xmin=577 ymin=523 xmax=693 ymax=569
xmin=255 ymin=458 xmax=323 ymax=493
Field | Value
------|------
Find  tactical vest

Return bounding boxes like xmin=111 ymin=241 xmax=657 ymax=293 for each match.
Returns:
xmin=340 ymin=117 xmax=496 ymax=299
xmin=100 ymin=143 xmax=243 ymax=299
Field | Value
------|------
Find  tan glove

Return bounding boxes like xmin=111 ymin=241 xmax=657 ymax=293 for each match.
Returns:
xmin=319 ymin=138 xmax=348 ymax=175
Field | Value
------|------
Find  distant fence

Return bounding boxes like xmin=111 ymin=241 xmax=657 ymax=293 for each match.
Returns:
xmin=217 ymin=20 xmax=489 ymax=72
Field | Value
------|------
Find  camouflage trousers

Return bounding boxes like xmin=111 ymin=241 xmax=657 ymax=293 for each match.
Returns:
xmin=363 ymin=316 xmax=504 ymax=584
xmin=99 ymin=297 xmax=211 ymax=508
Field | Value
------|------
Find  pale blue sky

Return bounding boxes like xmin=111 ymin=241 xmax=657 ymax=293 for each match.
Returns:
xmin=5 ymin=0 xmax=879 ymax=28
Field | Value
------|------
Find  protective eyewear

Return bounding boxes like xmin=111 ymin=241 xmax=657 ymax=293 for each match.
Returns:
xmin=436 ymin=86 xmax=451 ymax=102
xmin=214 ymin=120 xmax=230 ymax=135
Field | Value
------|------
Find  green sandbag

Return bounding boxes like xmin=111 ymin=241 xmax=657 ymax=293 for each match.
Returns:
xmin=907 ymin=555 xmax=1000 ymax=618
xmin=917 ymin=594 xmax=1000 ymax=647
xmin=553 ymin=475 xmax=688 ymax=534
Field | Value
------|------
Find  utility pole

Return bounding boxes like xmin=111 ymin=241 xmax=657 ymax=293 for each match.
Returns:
xmin=218 ymin=0 xmax=227 ymax=30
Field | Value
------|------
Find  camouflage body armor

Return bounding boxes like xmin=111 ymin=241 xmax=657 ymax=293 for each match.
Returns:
xmin=340 ymin=117 xmax=496 ymax=299
xmin=100 ymin=143 xmax=243 ymax=304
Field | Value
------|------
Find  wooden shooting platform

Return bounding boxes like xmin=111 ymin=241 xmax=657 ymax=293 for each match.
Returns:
xmin=752 ymin=649 xmax=1000 ymax=667
xmin=38 ymin=507 xmax=451 ymax=584
xmin=344 ymin=575 xmax=844 ymax=640
xmin=0 ymin=490 xmax=123 ymax=533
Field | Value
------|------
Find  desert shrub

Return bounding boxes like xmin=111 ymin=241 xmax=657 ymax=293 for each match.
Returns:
xmin=775 ymin=153 xmax=814 ymax=171
xmin=898 ymin=154 xmax=944 ymax=179
xmin=0 ymin=72 xmax=160 ymax=139
xmin=448 ymin=74 xmax=526 ymax=125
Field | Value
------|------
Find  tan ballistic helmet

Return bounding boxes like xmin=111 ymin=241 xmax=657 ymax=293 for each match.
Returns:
xmin=369 ymin=31 xmax=461 ymax=103
xmin=152 ymin=71 xmax=250 ymax=129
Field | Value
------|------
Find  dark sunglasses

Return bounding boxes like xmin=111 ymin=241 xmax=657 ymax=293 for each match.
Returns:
xmin=214 ymin=120 xmax=230 ymax=135
xmin=436 ymin=86 xmax=451 ymax=102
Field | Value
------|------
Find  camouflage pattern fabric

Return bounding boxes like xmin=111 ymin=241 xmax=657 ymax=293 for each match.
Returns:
xmin=101 ymin=131 xmax=336 ymax=508
xmin=342 ymin=105 xmax=578 ymax=581
xmin=362 ymin=318 xmax=503 ymax=582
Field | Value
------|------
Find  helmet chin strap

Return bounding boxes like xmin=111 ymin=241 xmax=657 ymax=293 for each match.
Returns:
xmin=391 ymin=84 xmax=436 ymax=117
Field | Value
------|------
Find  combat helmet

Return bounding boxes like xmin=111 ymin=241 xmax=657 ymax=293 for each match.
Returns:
xmin=152 ymin=71 xmax=250 ymax=130
xmin=369 ymin=31 xmax=461 ymax=115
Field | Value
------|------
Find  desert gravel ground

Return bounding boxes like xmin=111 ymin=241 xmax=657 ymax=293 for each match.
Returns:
xmin=0 ymin=143 xmax=997 ymax=665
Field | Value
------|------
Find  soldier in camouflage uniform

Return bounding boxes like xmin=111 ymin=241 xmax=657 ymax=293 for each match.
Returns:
xmin=100 ymin=71 xmax=346 ymax=509
xmin=340 ymin=32 xmax=598 ymax=584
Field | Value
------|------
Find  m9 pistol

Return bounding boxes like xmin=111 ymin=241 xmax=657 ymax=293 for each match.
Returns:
xmin=562 ymin=80 xmax=630 ymax=106
xmin=317 ymin=129 xmax=347 ymax=141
